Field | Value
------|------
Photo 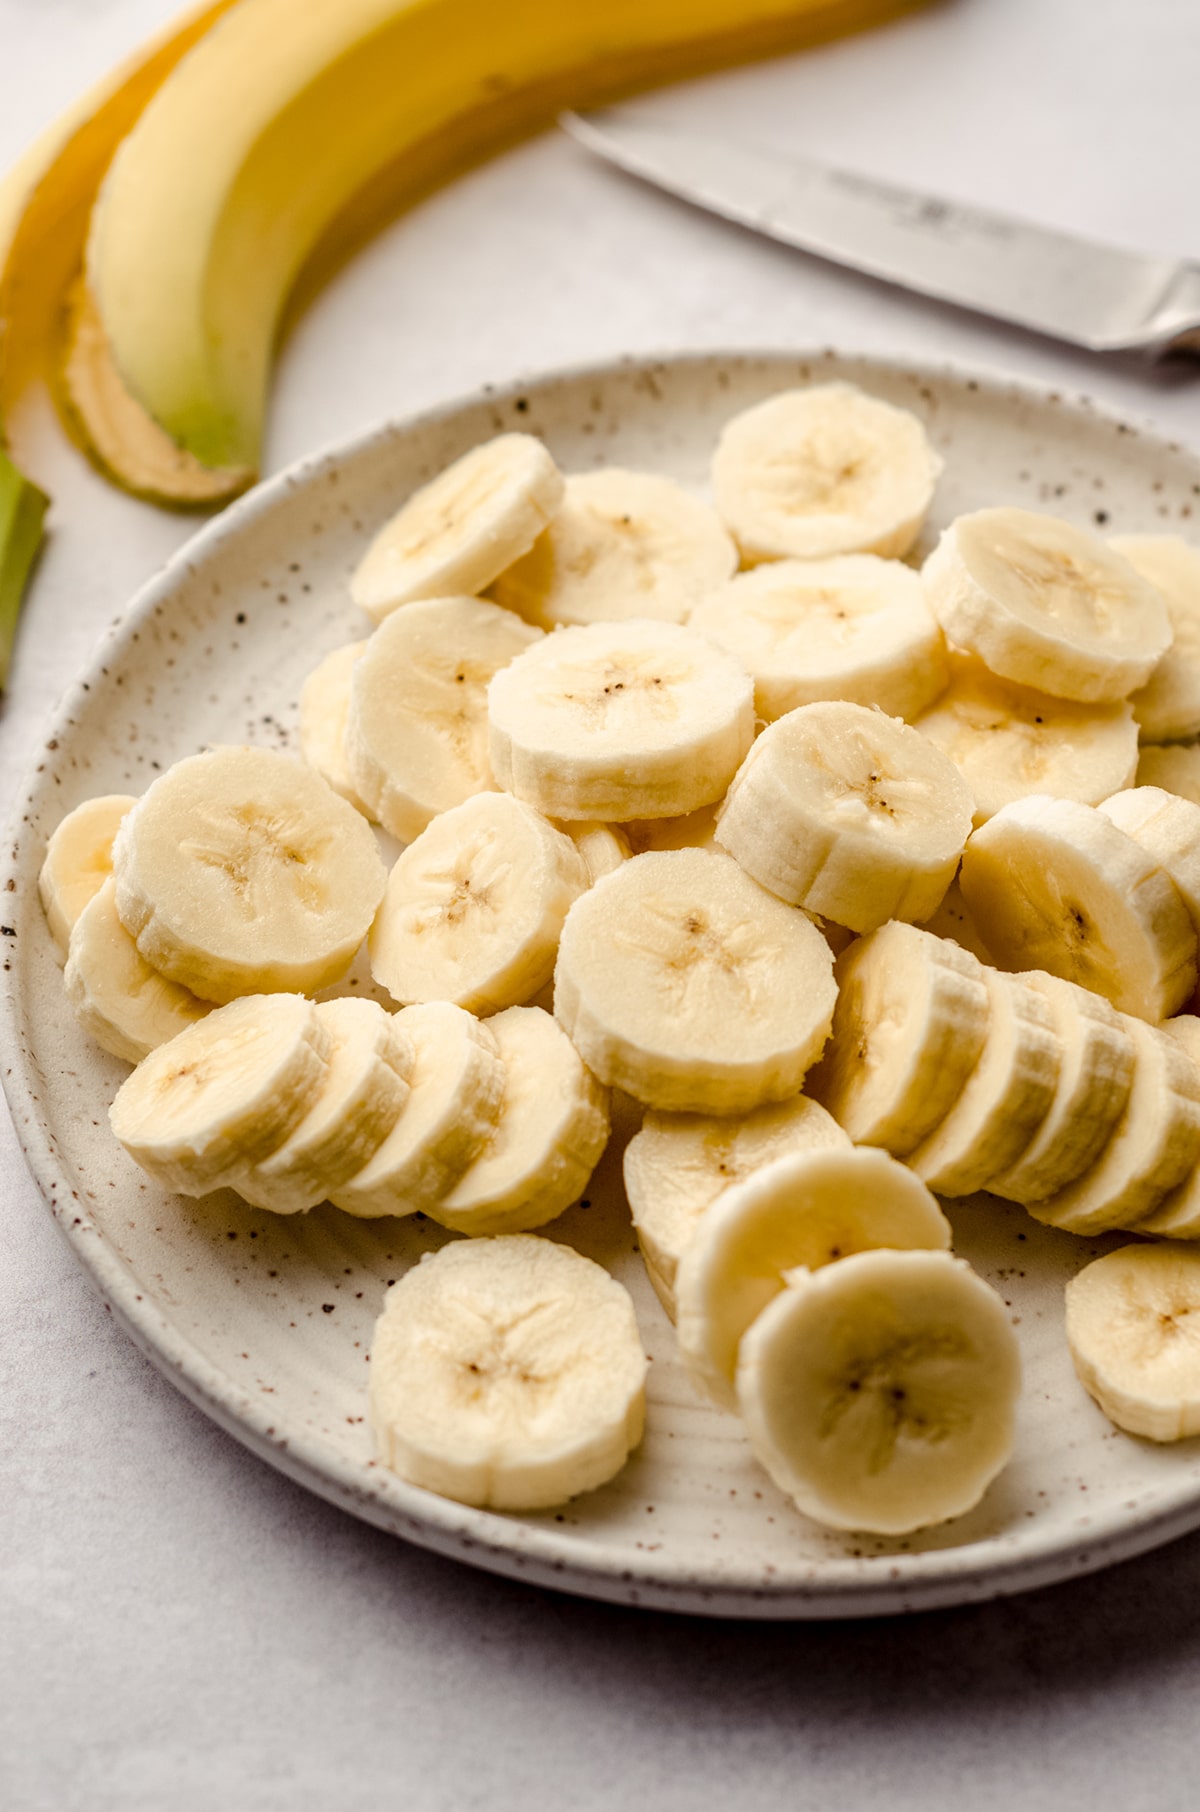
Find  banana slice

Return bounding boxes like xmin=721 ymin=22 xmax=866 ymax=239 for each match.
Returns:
xmin=922 ymin=508 xmax=1172 ymax=703
xmin=1100 ymin=786 xmax=1200 ymax=936
xmin=553 ymin=819 xmax=631 ymax=883
xmin=807 ymin=922 xmax=990 ymax=1155
xmin=234 ymin=999 xmax=414 ymax=1214
xmin=1065 ymin=1244 xmax=1200 ymax=1439
xmin=109 ymin=993 xmax=331 ymax=1196
xmin=432 ymin=1006 xmax=609 ymax=1235
xmin=914 ymin=877 xmax=994 ymax=964
xmin=1137 ymin=742 xmax=1200 ymax=805
xmin=675 ymin=1146 xmax=951 ymax=1409
xmin=39 ymin=793 xmax=136 ymax=954
xmin=368 ymin=1234 xmax=647 ymax=1510
xmin=487 ymin=617 xmax=754 ymax=822
xmin=298 ymin=641 xmax=371 ymax=816
xmin=714 ymin=701 xmax=974 ymax=934
xmin=349 ymin=434 xmax=564 ymax=622
xmin=1027 ymin=1016 xmax=1200 ymax=1236
xmin=1118 ymin=1016 xmax=1200 ymax=1238
xmin=913 ymin=654 xmax=1138 ymax=824
xmin=346 ymin=596 xmax=541 ymax=843
xmin=623 ymin=1095 xmax=850 ymax=1318
xmin=489 ymin=468 xmax=737 ymax=628
xmin=64 ymin=878 xmax=212 ymax=1064
xmin=1112 ymin=536 xmax=1200 ymax=742
xmin=736 ymin=1249 xmax=1020 ymax=1534
xmin=987 ymin=972 xmax=1136 ymax=1205
xmin=689 ymin=555 xmax=947 ymax=723
xmin=711 ymin=383 xmax=942 ymax=563
xmin=959 ymin=794 xmax=1198 ymax=1022
xmin=332 ymin=1002 xmax=504 ymax=1218
xmin=904 ymin=970 xmax=1061 ymax=1198
xmin=624 ymin=805 xmax=720 ymax=855
xmin=112 ymin=747 xmax=387 ymax=1004
xmin=368 ymin=792 xmax=587 ymax=1015
xmin=554 ymin=848 xmax=836 ymax=1115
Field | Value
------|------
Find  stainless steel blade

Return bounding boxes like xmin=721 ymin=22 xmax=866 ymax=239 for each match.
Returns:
xmin=563 ymin=107 xmax=1200 ymax=358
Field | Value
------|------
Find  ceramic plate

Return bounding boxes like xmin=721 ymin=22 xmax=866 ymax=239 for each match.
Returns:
xmin=6 ymin=350 xmax=1200 ymax=1619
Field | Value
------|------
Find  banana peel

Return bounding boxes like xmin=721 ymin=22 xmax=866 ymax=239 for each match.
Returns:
xmin=0 ymin=450 xmax=47 ymax=690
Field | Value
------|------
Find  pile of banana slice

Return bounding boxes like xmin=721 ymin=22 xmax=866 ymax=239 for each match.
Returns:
xmin=38 ymin=379 xmax=1200 ymax=1533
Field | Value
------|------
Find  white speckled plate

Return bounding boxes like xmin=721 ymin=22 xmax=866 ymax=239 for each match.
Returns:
xmin=6 ymin=350 xmax=1200 ymax=1619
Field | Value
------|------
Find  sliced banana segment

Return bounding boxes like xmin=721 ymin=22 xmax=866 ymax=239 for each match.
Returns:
xmin=112 ymin=747 xmax=387 ymax=1004
xmin=39 ymin=793 xmax=136 ymax=955
xmin=913 ymin=655 xmax=1138 ymax=824
xmin=904 ymin=970 xmax=1061 ymax=1198
xmin=914 ymin=878 xmax=994 ymax=965
xmin=1027 ymin=1017 xmax=1200 ymax=1235
xmin=690 ymin=555 xmax=947 ymax=723
xmin=64 ymin=878 xmax=212 ymax=1064
xmin=988 ymin=972 xmax=1136 ymax=1205
xmin=711 ymin=382 xmax=942 ymax=563
xmin=1099 ymin=786 xmax=1200 ymax=937
xmin=298 ymin=641 xmax=371 ymax=816
xmin=346 ymin=596 xmax=541 ymax=843
xmin=736 ymin=1249 xmax=1020 ymax=1534
xmin=349 ymin=434 xmax=564 ymax=622
xmin=368 ymin=1235 xmax=647 ymax=1510
xmin=1113 ymin=536 xmax=1200 ymax=742
xmin=1137 ymin=742 xmax=1200 ymax=805
xmin=109 ymin=993 xmax=331 ymax=1196
xmin=369 ymin=792 xmax=587 ymax=1015
xmin=625 ymin=805 xmax=720 ymax=855
xmin=234 ymin=999 xmax=414 ymax=1214
xmin=807 ymin=922 xmax=990 ymax=1155
xmin=332 ymin=1002 xmax=504 ymax=1218
xmin=1124 ymin=1017 xmax=1200 ymax=1237
xmin=553 ymin=819 xmax=630 ymax=883
xmin=623 ymin=1095 xmax=850 ymax=1317
xmin=554 ymin=849 xmax=836 ymax=1115
xmin=922 ymin=508 xmax=1172 ymax=704
xmin=487 ymin=618 xmax=754 ymax=822
xmin=489 ymin=468 xmax=736 ymax=628
xmin=715 ymin=701 xmax=974 ymax=934
xmin=1065 ymin=1244 xmax=1200 ymax=1440
xmin=959 ymin=794 xmax=1198 ymax=1022
xmin=432 ymin=1006 xmax=609 ymax=1235
xmin=675 ymin=1146 xmax=951 ymax=1409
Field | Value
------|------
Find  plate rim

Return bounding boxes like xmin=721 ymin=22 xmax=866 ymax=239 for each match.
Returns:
xmin=6 ymin=343 xmax=1200 ymax=1619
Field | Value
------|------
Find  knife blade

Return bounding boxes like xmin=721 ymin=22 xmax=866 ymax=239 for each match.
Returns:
xmin=562 ymin=107 xmax=1200 ymax=359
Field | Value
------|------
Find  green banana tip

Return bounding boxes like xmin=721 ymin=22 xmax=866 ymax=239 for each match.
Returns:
xmin=0 ymin=447 xmax=50 ymax=693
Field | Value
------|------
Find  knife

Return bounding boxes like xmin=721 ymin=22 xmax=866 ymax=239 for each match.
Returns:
xmin=561 ymin=106 xmax=1200 ymax=360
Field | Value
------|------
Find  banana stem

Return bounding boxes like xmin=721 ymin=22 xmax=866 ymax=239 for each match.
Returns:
xmin=0 ymin=445 xmax=49 ymax=691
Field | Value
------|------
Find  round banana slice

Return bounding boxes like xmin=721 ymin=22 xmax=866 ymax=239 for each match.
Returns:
xmin=1027 ymin=1017 xmax=1200 ymax=1236
xmin=904 ymin=970 xmax=1061 ymax=1198
xmin=922 ymin=508 xmax=1172 ymax=704
xmin=1117 ymin=1017 xmax=1200 ymax=1237
xmin=623 ymin=1095 xmax=850 ymax=1319
xmin=554 ymin=849 xmax=836 ymax=1115
xmin=689 ymin=555 xmax=947 ymax=723
xmin=332 ymin=1002 xmax=504 ymax=1218
xmin=1065 ymin=1244 xmax=1200 ymax=1440
xmin=489 ymin=468 xmax=736 ymax=628
xmin=487 ymin=617 xmax=754 ymax=823
xmin=624 ymin=805 xmax=720 ymax=855
xmin=959 ymin=794 xmax=1198 ymax=1022
xmin=298 ymin=641 xmax=371 ymax=816
xmin=368 ymin=1235 xmax=647 ymax=1510
xmin=349 ymin=433 xmax=565 ymax=622
xmin=1113 ymin=535 xmax=1200 ymax=742
xmin=736 ymin=1249 xmax=1020 ymax=1535
xmin=112 ymin=747 xmax=388 ymax=1004
xmin=914 ymin=877 xmax=994 ymax=965
xmin=369 ymin=792 xmax=587 ymax=1015
xmin=988 ymin=972 xmax=1136 ymax=1206
xmin=64 ymin=878 xmax=212 ymax=1064
xmin=553 ymin=819 xmax=630 ymax=884
xmin=109 ymin=993 xmax=331 ymax=1196
xmin=913 ymin=655 xmax=1138 ymax=824
xmin=234 ymin=999 xmax=414 ymax=1214
xmin=1100 ymin=786 xmax=1200 ymax=936
xmin=1137 ymin=742 xmax=1200 ymax=805
xmin=714 ymin=701 xmax=974 ymax=934
xmin=432 ymin=1006 xmax=610 ymax=1235
xmin=346 ymin=596 xmax=541 ymax=843
xmin=711 ymin=382 xmax=942 ymax=563
xmin=806 ymin=922 xmax=990 ymax=1155
xmin=675 ymin=1146 xmax=950 ymax=1408
xmin=39 ymin=793 xmax=136 ymax=954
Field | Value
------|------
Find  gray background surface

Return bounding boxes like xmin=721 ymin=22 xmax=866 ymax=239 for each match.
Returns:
xmin=3 ymin=1 xmax=1200 ymax=1805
